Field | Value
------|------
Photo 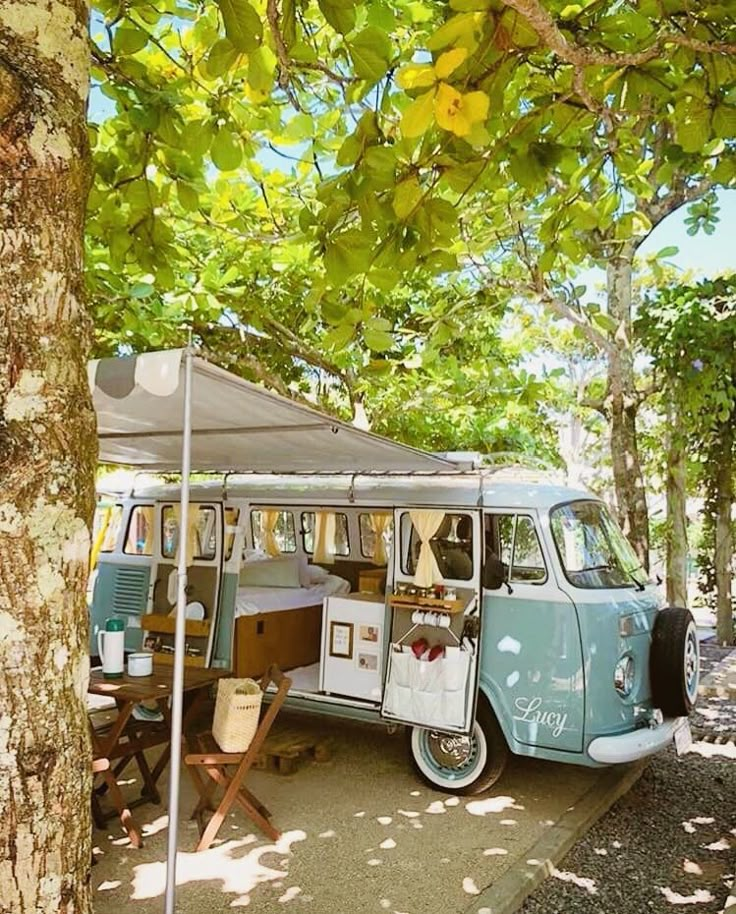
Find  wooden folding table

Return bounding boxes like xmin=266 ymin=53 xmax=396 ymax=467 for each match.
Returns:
xmin=88 ymin=664 xmax=230 ymax=847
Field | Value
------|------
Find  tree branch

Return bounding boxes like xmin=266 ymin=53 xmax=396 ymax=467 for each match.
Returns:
xmin=500 ymin=0 xmax=736 ymax=68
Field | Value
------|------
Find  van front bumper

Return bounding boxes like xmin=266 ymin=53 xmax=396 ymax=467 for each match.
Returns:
xmin=587 ymin=717 xmax=687 ymax=764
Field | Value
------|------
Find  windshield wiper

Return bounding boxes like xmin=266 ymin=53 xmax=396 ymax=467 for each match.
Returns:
xmin=575 ymin=562 xmax=646 ymax=591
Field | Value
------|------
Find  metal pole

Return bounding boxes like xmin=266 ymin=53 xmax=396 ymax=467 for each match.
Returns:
xmin=164 ymin=348 xmax=193 ymax=914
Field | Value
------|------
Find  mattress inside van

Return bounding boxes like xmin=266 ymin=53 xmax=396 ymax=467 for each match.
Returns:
xmin=234 ymin=574 xmax=350 ymax=617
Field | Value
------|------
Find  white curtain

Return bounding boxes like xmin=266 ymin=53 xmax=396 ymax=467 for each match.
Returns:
xmin=369 ymin=512 xmax=392 ymax=566
xmin=313 ymin=511 xmax=336 ymax=564
xmin=261 ymin=509 xmax=281 ymax=556
xmin=410 ymin=509 xmax=445 ymax=588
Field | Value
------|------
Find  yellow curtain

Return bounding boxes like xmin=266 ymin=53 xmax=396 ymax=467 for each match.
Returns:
xmin=89 ymin=507 xmax=111 ymax=572
xmin=141 ymin=505 xmax=155 ymax=555
xmin=313 ymin=511 xmax=336 ymax=564
xmin=173 ymin=504 xmax=201 ymax=567
xmin=261 ymin=509 xmax=281 ymax=556
xmin=369 ymin=512 xmax=392 ymax=566
xmin=410 ymin=509 xmax=445 ymax=588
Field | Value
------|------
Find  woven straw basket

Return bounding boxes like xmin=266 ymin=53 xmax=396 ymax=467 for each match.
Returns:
xmin=212 ymin=678 xmax=263 ymax=753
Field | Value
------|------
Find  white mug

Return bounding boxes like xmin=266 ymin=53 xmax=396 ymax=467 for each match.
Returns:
xmin=127 ymin=651 xmax=153 ymax=677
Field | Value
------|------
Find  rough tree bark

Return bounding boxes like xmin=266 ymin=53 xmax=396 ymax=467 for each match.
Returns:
xmin=606 ymin=246 xmax=650 ymax=570
xmin=665 ymin=398 xmax=688 ymax=606
xmin=0 ymin=2 xmax=96 ymax=912
xmin=714 ymin=420 xmax=734 ymax=645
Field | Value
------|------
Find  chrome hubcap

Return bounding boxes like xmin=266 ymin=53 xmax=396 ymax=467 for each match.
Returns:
xmin=425 ymin=732 xmax=476 ymax=771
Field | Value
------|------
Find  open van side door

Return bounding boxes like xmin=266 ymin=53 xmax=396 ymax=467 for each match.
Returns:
xmin=380 ymin=507 xmax=483 ymax=735
xmin=146 ymin=501 xmax=224 ymax=667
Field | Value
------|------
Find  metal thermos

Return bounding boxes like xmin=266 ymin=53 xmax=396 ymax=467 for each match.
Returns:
xmin=98 ymin=617 xmax=125 ymax=679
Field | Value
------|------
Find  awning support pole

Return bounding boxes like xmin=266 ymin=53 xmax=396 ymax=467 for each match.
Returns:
xmin=163 ymin=347 xmax=194 ymax=914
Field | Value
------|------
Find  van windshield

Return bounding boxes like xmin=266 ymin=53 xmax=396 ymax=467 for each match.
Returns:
xmin=550 ymin=500 xmax=648 ymax=589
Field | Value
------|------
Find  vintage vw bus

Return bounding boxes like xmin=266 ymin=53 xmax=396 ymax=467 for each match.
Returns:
xmin=90 ymin=469 xmax=699 ymax=794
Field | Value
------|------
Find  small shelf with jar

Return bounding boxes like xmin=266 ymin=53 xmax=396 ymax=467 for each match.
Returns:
xmin=388 ymin=593 xmax=465 ymax=614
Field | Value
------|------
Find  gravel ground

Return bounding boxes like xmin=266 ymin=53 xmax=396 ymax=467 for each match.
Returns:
xmin=519 ymin=642 xmax=736 ymax=914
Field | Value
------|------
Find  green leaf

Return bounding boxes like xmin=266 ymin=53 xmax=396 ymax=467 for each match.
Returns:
xmin=368 ymin=268 xmax=401 ymax=291
xmin=249 ymin=46 xmax=276 ymax=91
xmin=324 ymin=230 xmax=373 ymax=283
xmin=205 ymin=38 xmax=239 ymax=78
xmin=177 ymin=182 xmax=200 ymax=212
xmin=336 ymin=134 xmax=363 ymax=167
xmin=114 ymin=25 xmax=149 ymax=55
xmin=675 ymin=99 xmax=712 ymax=154
xmin=498 ymin=9 xmax=539 ymax=47
xmin=712 ymin=104 xmax=736 ymax=140
xmin=210 ymin=129 xmax=243 ymax=171
xmin=317 ymin=0 xmax=356 ymax=35
xmin=216 ymin=0 xmax=263 ymax=51
xmin=348 ymin=27 xmax=393 ymax=82
xmin=323 ymin=323 xmax=355 ymax=350
xmin=656 ymin=245 xmax=679 ymax=258
xmin=363 ymin=327 xmax=395 ymax=352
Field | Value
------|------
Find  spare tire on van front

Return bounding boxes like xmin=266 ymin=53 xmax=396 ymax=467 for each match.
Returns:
xmin=649 ymin=606 xmax=700 ymax=716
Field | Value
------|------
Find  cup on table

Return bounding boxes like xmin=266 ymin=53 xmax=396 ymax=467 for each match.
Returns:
xmin=128 ymin=651 xmax=153 ymax=677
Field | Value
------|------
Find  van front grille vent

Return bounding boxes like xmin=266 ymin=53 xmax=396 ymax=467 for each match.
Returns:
xmin=111 ymin=567 xmax=149 ymax=615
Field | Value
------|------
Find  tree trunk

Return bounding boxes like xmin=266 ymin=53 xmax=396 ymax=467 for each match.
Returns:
xmin=0 ymin=4 xmax=96 ymax=912
xmin=714 ymin=420 xmax=734 ymax=645
xmin=606 ymin=249 xmax=650 ymax=570
xmin=665 ymin=398 xmax=688 ymax=606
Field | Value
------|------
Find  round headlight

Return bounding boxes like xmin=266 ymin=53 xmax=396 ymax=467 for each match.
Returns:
xmin=614 ymin=655 xmax=635 ymax=697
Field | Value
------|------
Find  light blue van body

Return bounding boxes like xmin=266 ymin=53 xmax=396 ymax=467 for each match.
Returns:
xmin=90 ymin=471 xmax=693 ymax=785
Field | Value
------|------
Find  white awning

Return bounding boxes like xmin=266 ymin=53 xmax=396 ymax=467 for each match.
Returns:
xmin=89 ymin=349 xmax=456 ymax=473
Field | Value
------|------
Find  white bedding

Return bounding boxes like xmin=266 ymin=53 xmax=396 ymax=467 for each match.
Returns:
xmin=234 ymin=574 xmax=350 ymax=618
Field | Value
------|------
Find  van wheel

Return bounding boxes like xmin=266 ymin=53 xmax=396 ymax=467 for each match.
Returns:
xmin=650 ymin=607 xmax=699 ymax=716
xmin=407 ymin=694 xmax=508 ymax=795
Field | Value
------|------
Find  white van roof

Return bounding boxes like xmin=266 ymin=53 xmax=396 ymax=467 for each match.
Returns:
xmin=115 ymin=471 xmax=592 ymax=511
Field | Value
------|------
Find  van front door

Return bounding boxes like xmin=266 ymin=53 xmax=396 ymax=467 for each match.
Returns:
xmin=481 ymin=511 xmax=584 ymax=753
xmin=380 ymin=507 xmax=483 ymax=735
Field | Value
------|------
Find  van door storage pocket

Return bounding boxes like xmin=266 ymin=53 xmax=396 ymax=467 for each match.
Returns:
xmin=384 ymin=648 xmax=470 ymax=728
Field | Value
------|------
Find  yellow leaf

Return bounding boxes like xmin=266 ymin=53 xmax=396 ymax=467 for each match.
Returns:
xmin=396 ymin=63 xmax=436 ymax=90
xmin=393 ymin=176 xmax=423 ymax=219
xmin=401 ymin=88 xmax=437 ymax=138
xmin=434 ymin=47 xmax=468 ymax=79
xmin=434 ymin=82 xmax=489 ymax=136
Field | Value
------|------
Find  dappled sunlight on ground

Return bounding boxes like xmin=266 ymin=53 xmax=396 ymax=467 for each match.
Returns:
xmin=658 ymin=886 xmax=715 ymax=905
xmin=550 ymin=867 xmax=598 ymax=895
xmin=131 ymin=830 xmax=306 ymax=903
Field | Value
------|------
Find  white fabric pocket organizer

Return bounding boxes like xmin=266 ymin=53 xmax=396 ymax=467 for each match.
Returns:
xmin=383 ymin=647 xmax=470 ymax=729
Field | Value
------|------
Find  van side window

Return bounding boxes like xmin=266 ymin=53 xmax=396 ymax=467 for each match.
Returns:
xmin=359 ymin=513 xmax=393 ymax=562
xmin=400 ymin=512 xmax=473 ymax=581
xmin=124 ymin=505 xmax=154 ymax=556
xmin=161 ymin=506 xmax=217 ymax=560
xmin=96 ymin=504 xmax=123 ymax=554
xmin=251 ymin=509 xmax=296 ymax=554
xmin=301 ymin=512 xmax=350 ymax=556
xmin=485 ymin=514 xmax=546 ymax=587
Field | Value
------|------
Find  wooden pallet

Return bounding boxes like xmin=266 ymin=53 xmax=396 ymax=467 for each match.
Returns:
xmin=252 ymin=726 xmax=332 ymax=775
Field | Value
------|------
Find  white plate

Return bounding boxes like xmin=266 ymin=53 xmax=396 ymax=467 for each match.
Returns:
xmin=674 ymin=719 xmax=693 ymax=756
xmin=185 ymin=601 xmax=205 ymax=620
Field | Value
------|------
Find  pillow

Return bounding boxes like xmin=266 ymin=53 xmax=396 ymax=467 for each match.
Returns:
xmin=238 ymin=555 xmax=302 ymax=588
xmin=306 ymin=563 xmax=329 ymax=584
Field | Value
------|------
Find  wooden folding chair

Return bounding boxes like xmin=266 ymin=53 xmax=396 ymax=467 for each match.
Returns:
xmin=184 ymin=664 xmax=292 ymax=851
